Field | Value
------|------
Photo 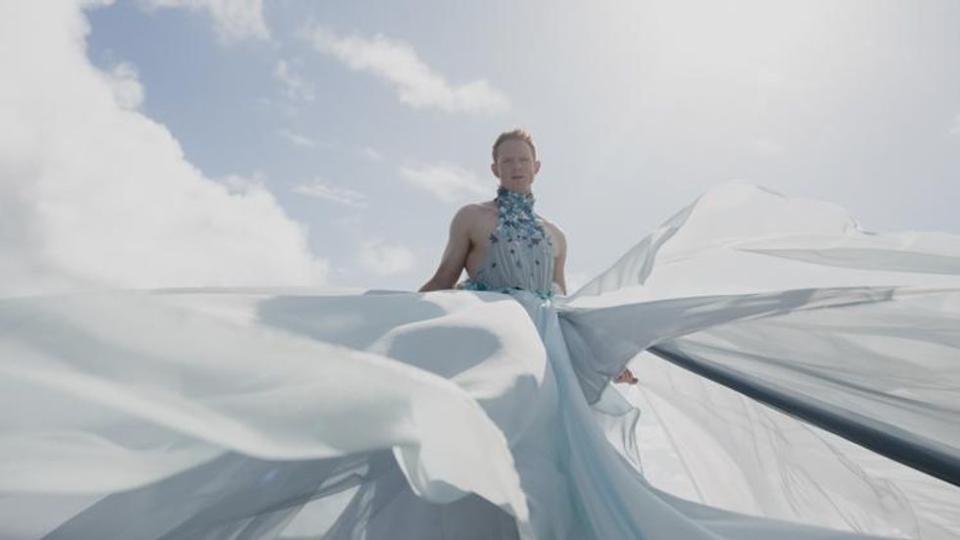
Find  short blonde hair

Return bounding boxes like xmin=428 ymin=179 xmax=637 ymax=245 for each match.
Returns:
xmin=492 ymin=129 xmax=537 ymax=162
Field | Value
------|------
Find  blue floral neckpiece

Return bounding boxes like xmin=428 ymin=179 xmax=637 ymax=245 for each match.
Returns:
xmin=492 ymin=186 xmax=550 ymax=248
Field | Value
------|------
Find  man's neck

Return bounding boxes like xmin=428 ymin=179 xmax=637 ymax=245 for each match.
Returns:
xmin=498 ymin=185 xmax=533 ymax=196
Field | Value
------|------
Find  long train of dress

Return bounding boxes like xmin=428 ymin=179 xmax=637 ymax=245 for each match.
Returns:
xmin=1 ymin=183 xmax=958 ymax=539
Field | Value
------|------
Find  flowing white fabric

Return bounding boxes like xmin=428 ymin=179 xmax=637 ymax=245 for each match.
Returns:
xmin=1 ymin=183 xmax=958 ymax=539
xmin=568 ymin=183 xmax=960 ymax=538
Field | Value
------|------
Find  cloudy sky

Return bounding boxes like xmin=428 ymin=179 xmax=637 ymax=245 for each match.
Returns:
xmin=3 ymin=0 xmax=959 ymax=295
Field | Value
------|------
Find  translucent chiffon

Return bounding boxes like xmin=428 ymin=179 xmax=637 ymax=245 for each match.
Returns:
xmin=2 ymin=183 xmax=958 ymax=539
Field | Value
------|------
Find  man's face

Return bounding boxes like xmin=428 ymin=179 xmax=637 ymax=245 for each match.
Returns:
xmin=491 ymin=139 xmax=540 ymax=193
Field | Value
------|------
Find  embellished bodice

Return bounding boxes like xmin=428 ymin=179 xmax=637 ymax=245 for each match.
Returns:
xmin=462 ymin=187 xmax=557 ymax=299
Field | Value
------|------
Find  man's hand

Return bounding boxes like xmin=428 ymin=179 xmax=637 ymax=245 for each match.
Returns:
xmin=614 ymin=368 xmax=638 ymax=384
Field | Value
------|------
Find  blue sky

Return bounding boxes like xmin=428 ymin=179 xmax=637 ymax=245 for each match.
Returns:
xmin=4 ymin=1 xmax=960 ymax=294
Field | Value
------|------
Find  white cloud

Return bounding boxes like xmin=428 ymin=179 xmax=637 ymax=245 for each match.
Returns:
xmin=308 ymin=29 xmax=509 ymax=114
xmin=273 ymin=59 xmax=315 ymax=102
xmin=950 ymin=113 xmax=960 ymax=136
xmin=0 ymin=2 xmax=327 ymax=296
xmin=278 ymin=129 xmax=317 ymax=148
xmin=293 ymin=181 xmax=367 ymax=208
xmin=142 ymin=0 xmax=269 ymax=42
xmin=219 ymin=171 xmax=267 ymax=194
xmin=102 ymin=62 xmax=144 ymax=110
xmin=358 ymin=240 xmax=416 ymax=276
xmin=399 ymin=163 xmax=489 ymax=203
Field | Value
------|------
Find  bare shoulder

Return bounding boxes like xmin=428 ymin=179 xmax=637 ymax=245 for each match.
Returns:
xmin=462 ymin=201 xmax=501 ymax=225
xmin=450 ymin=202 xmax=496 ymax=239
xmin=474 ymin=200 xmax=498 ymax=215
xmin=451 ymin=202 xmax=485 ymax=224
xmin=537 ymin=214 xmax=566 ymax=237
xmin=537 ymin=214 xmax=567 ymax=252
xmin=458 ymin=201 xmax=497 ymax=215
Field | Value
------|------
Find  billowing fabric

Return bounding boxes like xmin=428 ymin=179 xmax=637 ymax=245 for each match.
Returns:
xmin=1 ymin=183 xmax=959 ymax=539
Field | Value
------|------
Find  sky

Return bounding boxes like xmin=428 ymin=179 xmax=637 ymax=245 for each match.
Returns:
xmin=3 ymin=0 xmax=959 ymax=295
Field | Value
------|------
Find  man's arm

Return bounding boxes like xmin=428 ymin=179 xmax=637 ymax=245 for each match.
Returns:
xmin=547 ymin=224 xmax=633 ymax=382
xmin=419 ymin=206 xmax=473 ymax=292
xmin=552 ymin=226 xmax=568 ymax=295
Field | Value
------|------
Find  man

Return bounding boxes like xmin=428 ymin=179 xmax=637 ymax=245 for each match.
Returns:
xmin=419 ymin=129 xmax=637 ymax=384
xmin=418 ymin=129 xmax=564 ymax=294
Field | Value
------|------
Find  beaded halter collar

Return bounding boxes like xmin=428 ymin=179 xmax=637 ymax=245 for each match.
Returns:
xmin=491 ymin=186 xmax=550 ymax=248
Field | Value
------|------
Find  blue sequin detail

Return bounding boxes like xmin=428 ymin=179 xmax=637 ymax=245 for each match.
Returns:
xmin=491 ymin=187 xmax=552 ymax=249
xmin=464 ymin=186 xmax=555 ymax=300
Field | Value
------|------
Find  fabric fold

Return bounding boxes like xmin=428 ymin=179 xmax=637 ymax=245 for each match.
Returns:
xmin=3 ymin=183 xmax=960 ymax=539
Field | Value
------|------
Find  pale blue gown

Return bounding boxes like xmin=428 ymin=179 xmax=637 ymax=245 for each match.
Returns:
xmin=2 ymin=183 xmax=959 ymax=539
